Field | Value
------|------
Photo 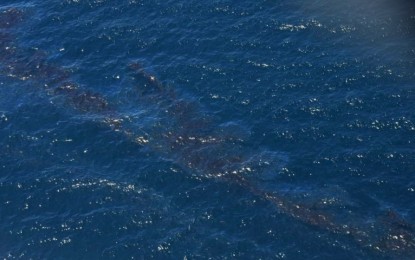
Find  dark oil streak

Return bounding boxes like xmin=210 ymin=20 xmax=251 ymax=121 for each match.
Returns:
xmin=1 ymin=8 xmax=415 ymax=258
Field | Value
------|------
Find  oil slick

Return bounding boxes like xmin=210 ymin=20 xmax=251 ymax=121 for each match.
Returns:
xmin=1 ymin=8 xmax=415 ymax=258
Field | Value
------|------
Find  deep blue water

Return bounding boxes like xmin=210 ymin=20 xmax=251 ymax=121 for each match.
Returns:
xmin=1 ymin=0 xmax=415 ymax=259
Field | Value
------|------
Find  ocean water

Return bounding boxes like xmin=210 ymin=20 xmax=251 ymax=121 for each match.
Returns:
xmin=0 ymin=0 xmax=414 ymax=259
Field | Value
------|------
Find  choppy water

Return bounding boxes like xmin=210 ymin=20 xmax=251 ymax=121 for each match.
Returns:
xmin=1 ymin=0 xmax=415 ymax=259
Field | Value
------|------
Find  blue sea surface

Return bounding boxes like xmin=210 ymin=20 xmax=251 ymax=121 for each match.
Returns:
xmin=1 ymin=0 xmax=415 ymax=259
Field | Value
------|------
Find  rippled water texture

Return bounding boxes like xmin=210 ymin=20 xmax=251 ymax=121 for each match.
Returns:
xmin=1 ymin=0 xmax=415 ymax=259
